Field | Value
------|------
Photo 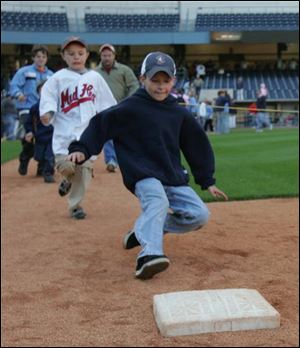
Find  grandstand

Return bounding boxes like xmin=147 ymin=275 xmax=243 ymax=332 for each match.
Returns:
xmin=1 ymin=1 xmax=299 ymax=109
xmin=202 ymin=70 xmax=299 ymax=101
xmin=84 ymin=13 xmax=180 ymax=32
xmin=195 ymin=12 xmax=299 ymax=31
xmin=2 ymin=11 xmax=69 ymax=32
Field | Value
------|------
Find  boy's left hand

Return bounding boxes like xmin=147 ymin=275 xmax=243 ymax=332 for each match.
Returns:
xmin=208 ymin=185 xmax=228 ymax=201
xmin=67 ymin=152 xmax=86 ymax=164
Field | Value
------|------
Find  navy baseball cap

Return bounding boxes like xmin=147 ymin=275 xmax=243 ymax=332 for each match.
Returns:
xmin=141 ymin=52 xmax=176 ymax=78
xmin=61 ymin=36 xmax=88 ymax=51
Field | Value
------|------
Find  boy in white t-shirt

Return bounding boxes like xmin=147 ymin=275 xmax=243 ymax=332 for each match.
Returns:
xmin=40 ymin=37 xmax=116 ymax=219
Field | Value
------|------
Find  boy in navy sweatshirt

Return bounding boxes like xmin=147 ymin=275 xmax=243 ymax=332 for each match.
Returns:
xmin=68 ymin=52 xmax=228 ymax=280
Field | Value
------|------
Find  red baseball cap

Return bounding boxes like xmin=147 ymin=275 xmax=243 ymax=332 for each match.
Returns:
xmin=99 ymin=43 xmax=116 ymax=54
xmin=61 ymin=36 xmax=88 ymax=51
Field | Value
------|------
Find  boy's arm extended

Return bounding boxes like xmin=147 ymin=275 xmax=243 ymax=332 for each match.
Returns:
xmin=68 ymin=108 xmax=117 ymax=164
xmin=180 ymin=114 xmax=216 ymax=189
xmin=180 ymin=114 xmax=228 ymax=200
xmin=208 ymin=185 xmax=228 ymax=201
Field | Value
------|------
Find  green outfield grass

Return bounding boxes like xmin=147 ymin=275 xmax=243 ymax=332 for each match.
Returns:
xmin=184 ymin=128 xmax=299 ymax=202
xmin=1 ymin=128 xmax=299 ymax=201
xmin=1 ymin=140 xmax=21 ymax=164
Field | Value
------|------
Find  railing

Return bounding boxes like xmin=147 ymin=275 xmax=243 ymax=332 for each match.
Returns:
xmin=1 ymin=4 xmax=67 ymax=13
xmin=197 ymin=4 xmax=299 ymax=14
xmin=84 ymin=4 xmax=179 ymax=15
xmin=179 ymin=104 xmax=299 ymax=129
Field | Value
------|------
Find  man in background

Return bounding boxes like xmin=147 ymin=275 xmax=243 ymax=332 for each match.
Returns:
xmin=95 ymin=43 xmax=139 ymax=172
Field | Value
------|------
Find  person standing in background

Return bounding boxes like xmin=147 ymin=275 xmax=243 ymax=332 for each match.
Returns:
xmin=95 ymin=44 xmax=139 ymax=172
xmin=1 ymin=90 xmax=18 ymax=140
xmin=255 ymin=90 xmax=272 ymax=132
xmin=10 ymin=45 xmax=53 ymax=176
xmin=236 ymin=76 xmax=244 ymax=100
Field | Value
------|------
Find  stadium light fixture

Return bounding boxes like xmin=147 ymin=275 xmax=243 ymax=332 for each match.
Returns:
xmin=212 ymin=32 xmax=242 ymax=41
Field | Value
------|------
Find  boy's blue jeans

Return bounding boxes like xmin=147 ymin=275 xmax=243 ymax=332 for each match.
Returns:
xmin=134 ymin=178 xmax=210 ymax=258
xmin=103 ymin=140 xmax=118 ymax=166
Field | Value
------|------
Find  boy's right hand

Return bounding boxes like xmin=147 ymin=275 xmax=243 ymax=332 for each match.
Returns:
xmin=40 ymin=112 xmax=54 ymax=126
xmin=67 ymin=152 xmax=86 ymax=164
xmin=24 ymin=132 xmax=33 ymax=143
xmin=17 ymin=94 xmax=26 ymax=102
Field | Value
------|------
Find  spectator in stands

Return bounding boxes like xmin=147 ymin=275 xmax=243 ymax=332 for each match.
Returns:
xmin=205 ymin=59 xmax=216 ymax=75
xmin=241 ymin=60 xmax=248 ymax=71
xmin=215 ymin=90 xmax=230 ymax=134
xmin=196 ymin=63 xmax=206 ymax=78
xmin=95 ymin=43 xmax=139 ymax=172
xmin=217 ymin=67 xmax=225 ymax=76
xmin=289 ymin=59 xmax=298 ymax=71
xmin=255 ymin=90 xmax=272 ymax=132
xmin=187 ymin=90 xmax=198 ymax=118
xmin=204 ymin=100 xmax=214 ymax=133
xmin=236 ymin=76 xmax=244 ymax=101
xmin=10 ymin=44 xmax=53 ymax=176
xmin=247 ymin=102 xmax=258 ymax=128
xmin=183 ymin=79 xmax=191 ymax=95
xmin=1 ymin=90 xmax=17 ymax=141
xmin=197 ymin=99 xmax=207 ymax=128
xmin=259 ymin=83 xmax=268 ymax=97
xmin=193 ymin=76 xmax=204 ymax=100
xmin=277 ymin=58 xmax=287 ymax=71
xmin=176 ymin=63 xmax=189 ymax=89
xmin=174 ymin=88 xmax=187 ymax=105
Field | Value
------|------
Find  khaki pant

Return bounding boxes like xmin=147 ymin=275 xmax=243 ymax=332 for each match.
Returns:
xmin=55 ymin=155 xmax=94 ymax=214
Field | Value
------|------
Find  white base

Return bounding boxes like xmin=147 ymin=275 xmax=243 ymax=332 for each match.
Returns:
xmin=153 ymin=289 xmax=280 ymax=337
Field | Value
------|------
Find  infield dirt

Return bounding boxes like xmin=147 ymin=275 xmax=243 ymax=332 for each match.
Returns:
xmin=1 ymin=156 xmax=299 ymax=347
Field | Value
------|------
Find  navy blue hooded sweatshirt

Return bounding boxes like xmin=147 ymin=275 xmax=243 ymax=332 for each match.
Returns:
xmin=69 ymin=88 xmax=216 ymax=193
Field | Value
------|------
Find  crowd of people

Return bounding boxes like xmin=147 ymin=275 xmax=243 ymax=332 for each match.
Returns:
xmin=2 ymin=53 xmax=277 ymax=147
xmin=170 ymin=80 xmax=272 ymax=135
xmin=2 ymin=50 xmax=282 ymax=147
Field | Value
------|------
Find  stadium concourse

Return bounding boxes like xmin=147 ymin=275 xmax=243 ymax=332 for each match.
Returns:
xmin=1 ymin=155 xmax=299 ymax=347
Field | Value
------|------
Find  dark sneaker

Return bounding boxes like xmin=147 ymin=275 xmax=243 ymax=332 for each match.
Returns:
xmin=44 ymin=175 xmax=55 ymax=183
xmin=70 ymin=207 xmax=86 ymax=220
xmin=123 ymin=230 xmax=140 ymax=249
xmin=58 ymin=179 xmax=72 ymax=196
xmin=135 ymin=255 xmax=170 ymax=280
xmin=36 ymin=163 xmax=44 ymax=176
xmin=18 ymin=160 xmax=29 ymax=176
xmin=106 ymin=163 xmax=116 ymax=172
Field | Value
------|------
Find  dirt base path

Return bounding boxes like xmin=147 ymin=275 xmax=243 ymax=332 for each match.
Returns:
xmin=1 ymin=157 xmax=299 ymax=347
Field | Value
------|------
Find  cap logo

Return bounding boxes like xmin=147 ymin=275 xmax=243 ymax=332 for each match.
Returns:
xmin=156 ymin=55 xmax=165 ymax=65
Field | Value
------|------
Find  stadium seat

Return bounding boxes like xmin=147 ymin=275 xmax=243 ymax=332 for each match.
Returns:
xmin=202 ymin=70 xmax=298 ymax=101
xmin=195 ymin=12 xmax=298 ymax=31
xmin=84 ymin=13 xmax=179 ymax=32
xmin=1 ymin=11 xmax=69 ymax=32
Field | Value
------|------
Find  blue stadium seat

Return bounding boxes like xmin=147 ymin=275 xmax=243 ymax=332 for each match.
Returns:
xmin=202 ymin=70 xmax=298 ymax=101
xmin=85 ymin=13 xmax=179 ymax=32
xmin=195 ymin=12 xmax=298 ymax=31
xmin=1 ymin=11 xmax=69 ymax=31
